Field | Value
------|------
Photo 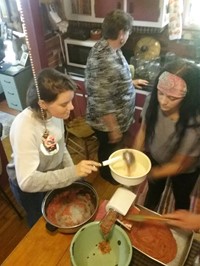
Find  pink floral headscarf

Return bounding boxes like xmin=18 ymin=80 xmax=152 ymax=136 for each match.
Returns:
xmin=157 ymin=71 xmax=187 ymax=98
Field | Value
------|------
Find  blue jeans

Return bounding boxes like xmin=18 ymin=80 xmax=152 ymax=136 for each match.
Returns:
xmin=9 ymin=177 xmax=46 ymax=227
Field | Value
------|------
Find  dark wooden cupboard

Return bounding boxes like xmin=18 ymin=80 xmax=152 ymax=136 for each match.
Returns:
xmin=64 ymin=0 xmax=169 ymax=28
xmin=94 ymin=0 xmax=123 ymax=18
xmin=127 ymin=0 xmax=160 ymax=22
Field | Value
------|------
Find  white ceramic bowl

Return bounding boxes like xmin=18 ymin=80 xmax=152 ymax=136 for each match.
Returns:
xmin=109 ymin=149 xmax=151 ymax=186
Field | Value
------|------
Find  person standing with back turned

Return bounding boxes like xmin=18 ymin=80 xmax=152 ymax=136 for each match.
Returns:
xmin=85 ymin=9 xmax=148 ymax=184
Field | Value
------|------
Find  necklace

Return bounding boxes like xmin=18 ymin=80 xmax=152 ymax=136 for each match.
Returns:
xmin=18 ymin=2 xmax=59 ymax=155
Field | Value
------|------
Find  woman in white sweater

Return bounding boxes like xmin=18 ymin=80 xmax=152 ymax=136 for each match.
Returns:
xmin=7 ymin=68 xmax=100 ymax=227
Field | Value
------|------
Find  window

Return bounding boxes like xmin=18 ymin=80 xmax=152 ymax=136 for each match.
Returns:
xmin=183 ymin=0 xmax=200 ymax=29
xmin=0 ymin=0 xmax=9 ymax=21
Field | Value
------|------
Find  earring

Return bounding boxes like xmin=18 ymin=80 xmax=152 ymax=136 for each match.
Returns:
xmin=120 ymin=38 xmax=124 ymax=45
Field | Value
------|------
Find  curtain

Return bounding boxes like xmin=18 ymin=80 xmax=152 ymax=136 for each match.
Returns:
xmin=168 ymin=0 xmax=183 ymax=40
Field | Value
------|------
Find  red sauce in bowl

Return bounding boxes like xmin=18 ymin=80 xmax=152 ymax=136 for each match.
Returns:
xmin=46 ymin=188 xmax=95 ymax=227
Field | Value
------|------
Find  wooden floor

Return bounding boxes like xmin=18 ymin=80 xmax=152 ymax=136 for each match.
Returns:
xmin=0 ymin=99 xmax=20 ymax=116
xmin=0 ymin=99 xmax=120 ymax=264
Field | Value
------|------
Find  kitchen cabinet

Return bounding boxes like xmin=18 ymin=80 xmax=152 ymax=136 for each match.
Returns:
xmin=0 ymin=81 xmax=3 ymax=94
xmin=64 ymin=0 xmax=169 ymax=28
xmin=0 ymin=66 xmax=33 ymax=111
xmin=71 ymin=77 xmax=87 ymax=118
xmin=126 ymin=0 xmax=169 ymax=28
xmin=127 ymin=0 xmax=160 ymax=22
xmin=94 ymin=0 xmax=123 ymax=18
xmin=133 ymin=90 xmax=149 ymax=133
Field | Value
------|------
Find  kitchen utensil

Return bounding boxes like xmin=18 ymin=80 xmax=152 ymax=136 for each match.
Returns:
xmin=106 ymin=187 xmax=136 ymax=216
xmin=41 ymin=181 xmax=99 ymax=234
xmin=99 ymin=187 xmax=136 ymax=239
xmin=126 ymin=214 xmax=172 ymax=222
xmin=102 ymin=151 xmax=135 ymax=169
xmin=70 ymin=221 xmax=133 ymax=266
xmin=109 ymin=149 xmax=151 ymax=186
xmin=99 ymin=209 xmax=118 ymax=240
xmin=123 ymin=150 xmax=135 ymax=176
xmin=101 ymin=155 xmax=122 ymax=166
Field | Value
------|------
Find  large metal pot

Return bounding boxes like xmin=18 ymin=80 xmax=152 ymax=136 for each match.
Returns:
xmin=41 ymin=181 xmax=99 ymax=234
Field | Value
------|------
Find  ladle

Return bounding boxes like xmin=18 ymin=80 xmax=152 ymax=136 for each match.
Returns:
xmin=123 ymin=150 xmax=135 ymax=175
xmin=101 ymin=150 xmax=135 ymax=167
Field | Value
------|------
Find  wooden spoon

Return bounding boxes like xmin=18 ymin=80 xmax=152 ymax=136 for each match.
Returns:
xmin=126 ymin=214 xmax=173 ymax=222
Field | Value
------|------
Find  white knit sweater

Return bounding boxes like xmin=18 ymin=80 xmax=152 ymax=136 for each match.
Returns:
xmin=8 ymin=108 xmax=80 ymax=192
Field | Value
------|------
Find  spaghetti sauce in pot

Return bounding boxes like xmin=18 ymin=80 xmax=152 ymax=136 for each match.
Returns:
xmin=46 ymin=188 xmax=96 ymax=227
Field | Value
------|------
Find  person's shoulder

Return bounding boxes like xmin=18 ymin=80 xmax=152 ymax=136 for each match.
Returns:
xmin=92 ymin=39 xmax=109 ymax=54
xmin=12 ymin=108 xmax=38 ymax=128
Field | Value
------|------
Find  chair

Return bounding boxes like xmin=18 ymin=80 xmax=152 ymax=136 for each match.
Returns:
xmin=65 ymin=84 xmax=98 ymax=159
xmin=0 ymin=123 xmax=23 ymax=219
xmin=65 ymin=117 xmax=97 ymax=159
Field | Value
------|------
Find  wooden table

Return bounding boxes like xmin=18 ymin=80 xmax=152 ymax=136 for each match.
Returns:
xmin=3 ymin=211 xmax=200 ymax=266
xmin=2 ymin=217 xmax=74 ymax=266
xmin=0 ymin=185 xmax=155 ymax=266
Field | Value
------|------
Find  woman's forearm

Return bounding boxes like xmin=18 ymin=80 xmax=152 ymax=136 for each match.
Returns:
xmin=149 ymin=155 xmax=198 ymax=179
xmin=133 ymin=123 xmax=146 ymax=151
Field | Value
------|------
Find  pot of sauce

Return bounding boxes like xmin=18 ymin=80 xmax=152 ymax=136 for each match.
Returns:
xmin=41 ymin=181 xmax=99 ymax=234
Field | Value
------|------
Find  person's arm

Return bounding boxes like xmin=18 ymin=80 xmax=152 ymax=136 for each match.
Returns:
xmin=101 ymin=113 xmax=122 ymax=143
xmin=149 ymin=154 xmax=198 ymax=179
xmin=163 ymin=210 xmax=200 ymax=231
xmin=133 ymin=121 xmax=146 ymax=151
xmin=62 ymin=147 xmax=74 ymax=167
xmin=62 ymin=148 xmax=101 ymax=178
xmin=11 ymin=117 xmax=100 ymax=193
xmin=133 ymin=79 xmax=149 ymax=89
xmin=133 ymin=121 xmax=198 ymax=179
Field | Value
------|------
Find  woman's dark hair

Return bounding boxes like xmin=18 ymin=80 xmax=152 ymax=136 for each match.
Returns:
xmin=102 ymin=9 xmax=133 ymax=40
xmin=26 ymin=68 xmax=77 ymax=112
xmin=145 ymin=59 xmax=200 ymax=151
